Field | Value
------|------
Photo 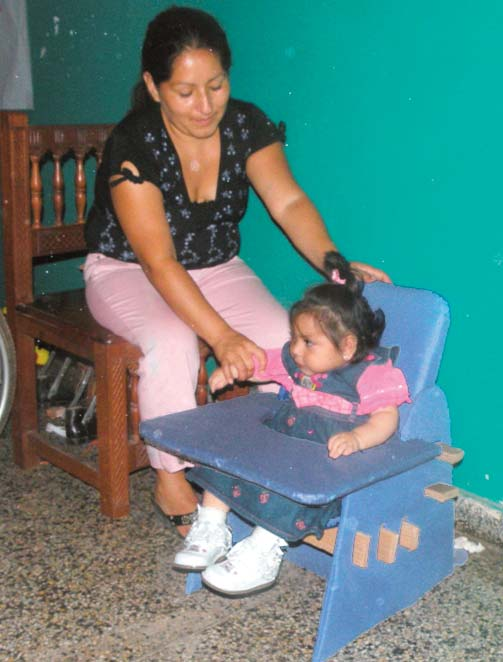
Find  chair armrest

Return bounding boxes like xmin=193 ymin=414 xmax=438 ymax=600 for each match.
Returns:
xmin=399 ymin=385 xmax=451 ymax=444
xmin=141 ymin=393 xmax=441 ymax=505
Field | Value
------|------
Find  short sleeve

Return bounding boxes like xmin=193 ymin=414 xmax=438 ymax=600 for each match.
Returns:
xmin=246 ymin=103 xmax=284 ymax=155
xmin=252 ymin=348 xmax=294 ymax=391
xmin=104 ymin=121 xmax=162 ymax=189
xmin=356 ymin=361 xmax=411 ymax=414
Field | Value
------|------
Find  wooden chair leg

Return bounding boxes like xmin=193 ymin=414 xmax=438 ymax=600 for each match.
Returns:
xmin=94 ymin=343 xmax=131 ymax=518
xmin=12 ymin=331 xmax=40 ymax=469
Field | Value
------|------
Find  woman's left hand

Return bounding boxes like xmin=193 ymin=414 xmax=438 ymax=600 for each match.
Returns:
xmin=350 ymin=261 xmax=391 ymax=284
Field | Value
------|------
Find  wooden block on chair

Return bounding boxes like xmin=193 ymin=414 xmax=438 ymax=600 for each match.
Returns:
xmin=399 ymin=520 xmax=420 ymax=551
xmin=377 ymin=526 xmax=399 ymax=563
xmin=352 ymin=531 xmax=371 ymax=568
xmin=436 ymin=443 xmax=465 ymax=465
xmin=304 ymin=527 xmax=338 ymax=554
xmin=424 ymin=483 xmax=460 ymax=502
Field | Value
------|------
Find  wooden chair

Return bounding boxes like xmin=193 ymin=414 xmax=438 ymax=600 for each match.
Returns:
xmin=140 ymin=282 xmax=464 ymax=660
xmin=0 ymin=111 xmax=235 ymax=517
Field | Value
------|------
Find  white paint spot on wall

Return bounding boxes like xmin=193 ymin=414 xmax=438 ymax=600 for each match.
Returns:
xmin=485 ymin=474 xmax=490 ymax=480
xmin=69 ymin=29 xmax=77 ymax=37
xmin=53 ymin=16 xmax=60 ymax=36
xmin=284 ymin=46 xmax=296 ymax=58
xmin=493 ymin=252 xmax=502 ymax=267
xmin=40 ymin=47 xmax=47 ymax=59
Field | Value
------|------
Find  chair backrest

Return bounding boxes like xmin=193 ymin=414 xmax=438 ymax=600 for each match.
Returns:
xmin=0 ymin=111 xmax=112 ymax=315
xmin=364 ymin=282 xmax=450 ymax=397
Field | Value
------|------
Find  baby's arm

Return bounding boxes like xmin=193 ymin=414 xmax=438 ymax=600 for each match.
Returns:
xmin=209 ymin=348 xmax=290 ymax=393
xmin=209 ymin=365 xmax=259 ymax=392
xmin=327 ymin=405 xmax=399 ymax=459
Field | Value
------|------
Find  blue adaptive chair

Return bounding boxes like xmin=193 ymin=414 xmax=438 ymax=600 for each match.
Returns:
xmin=140 ymin=282 xmax=464 ymax=662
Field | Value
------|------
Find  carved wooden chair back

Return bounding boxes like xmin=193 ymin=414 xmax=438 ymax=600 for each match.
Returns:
xmin=0 ymin=111 xmax=211 ymax=517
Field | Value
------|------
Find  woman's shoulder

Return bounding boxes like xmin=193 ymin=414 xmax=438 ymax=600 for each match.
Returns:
xmin=110 ymin=105 xmax=161 ymax=141
xmin=225 ymin=97 xmax=277 ymax=126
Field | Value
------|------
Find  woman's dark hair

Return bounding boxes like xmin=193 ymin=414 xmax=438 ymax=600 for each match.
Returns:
xmin=131 ymin=5 xmax=232 ymax=111
xmin=290 ymin=251 xmax=385 ymax=362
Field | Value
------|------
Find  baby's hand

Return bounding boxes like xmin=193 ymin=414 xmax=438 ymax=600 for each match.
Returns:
xmin=327 ymin=431 xmax=362 ymax=459
xmin=209 ymin=366 xmax=239 ymax=392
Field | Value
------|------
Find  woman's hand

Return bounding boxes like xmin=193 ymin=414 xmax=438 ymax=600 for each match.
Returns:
xmin=350 ymin=261 xmax=391 ymax=284
xmin=327 ymin=430 xmax=362 ymax=459
xmin=209 ymin=367 xmax=228 ymax=392
xmin=212 ymin=329 xmax=266 ymax=386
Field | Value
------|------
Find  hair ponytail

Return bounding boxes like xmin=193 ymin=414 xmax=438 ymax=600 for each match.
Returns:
xmin=323 ymin=251 xmax=361 ymax=295
xmin=130 ymin=79 xmax=156 ymax=114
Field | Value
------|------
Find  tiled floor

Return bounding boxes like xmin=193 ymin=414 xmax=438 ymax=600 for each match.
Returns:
xmin=1 ymin=428 xmax=502 ymax=662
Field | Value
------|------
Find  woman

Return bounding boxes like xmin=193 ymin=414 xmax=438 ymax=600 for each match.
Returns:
xmin=84 ymin=6 xmax=389 ymax=535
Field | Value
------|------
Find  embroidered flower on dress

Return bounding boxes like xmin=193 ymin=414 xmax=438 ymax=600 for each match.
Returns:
xmin=232 ymin=485 xmax=241 ymax=498
xmin=259 ymin=492 xmax=270 ymax=504
xmin=295 ymin=520 xmax=307 ymax=530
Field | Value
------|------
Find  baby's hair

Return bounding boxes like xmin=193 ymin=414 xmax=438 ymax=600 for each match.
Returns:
xmin=289 ymin=251 xmax=385 ymax=362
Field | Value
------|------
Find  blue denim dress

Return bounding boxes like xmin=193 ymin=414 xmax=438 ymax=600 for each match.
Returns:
xmin=188 ymin=344 xmax=406 ymax=542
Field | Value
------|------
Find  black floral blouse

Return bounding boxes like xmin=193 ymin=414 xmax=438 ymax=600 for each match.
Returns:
xmin=85 ymin=98 xmax=283 ymax=269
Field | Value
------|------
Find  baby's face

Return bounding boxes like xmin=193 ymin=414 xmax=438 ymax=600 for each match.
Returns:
xmin=289 ymin=313 xmax=347 ymax=376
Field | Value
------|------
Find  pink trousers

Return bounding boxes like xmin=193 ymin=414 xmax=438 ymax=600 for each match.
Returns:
xmin=84 ymin=254 xmax=289 ymax=472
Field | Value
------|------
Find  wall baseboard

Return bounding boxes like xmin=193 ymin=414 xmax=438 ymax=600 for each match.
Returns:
xmin=455 ymin=489 xmax=503 ymax=545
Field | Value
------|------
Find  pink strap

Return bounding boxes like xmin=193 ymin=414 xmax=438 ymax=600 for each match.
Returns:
xmin=291 ymin=385 xmax=354 ymax=414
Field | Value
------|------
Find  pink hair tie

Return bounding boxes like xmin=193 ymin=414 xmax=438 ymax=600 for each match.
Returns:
xmin=331 ymin=269 xmax=346 ymax=285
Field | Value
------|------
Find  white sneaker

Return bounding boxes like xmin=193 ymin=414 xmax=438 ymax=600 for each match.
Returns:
xmin=202 ymin=529 xmax=287 ymax=596
xmin=173 ymin=515 xmax=232 ymax=572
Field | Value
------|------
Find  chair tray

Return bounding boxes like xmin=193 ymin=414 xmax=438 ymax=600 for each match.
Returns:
xmin=140 ymin=393 xmax=441 ymax=505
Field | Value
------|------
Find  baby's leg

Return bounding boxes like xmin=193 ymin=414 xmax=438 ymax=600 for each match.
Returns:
xmin=202 ymin=491 xmax=231 ymax=512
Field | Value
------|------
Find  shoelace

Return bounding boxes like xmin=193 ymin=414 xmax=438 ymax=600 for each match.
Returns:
xmin=185 ymin=519 xmax=228 ymax=548
xmin=226 ymin=537 xmax=285 ymax=572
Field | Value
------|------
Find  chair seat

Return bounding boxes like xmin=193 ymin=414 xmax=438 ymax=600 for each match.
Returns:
xmin=15 ymin=289 xmax=142 ymax=365
xmin=17 ymin=288 xmax=123 ymax=345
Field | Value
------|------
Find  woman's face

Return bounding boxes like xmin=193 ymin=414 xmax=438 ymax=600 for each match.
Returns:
xmin=144 ymin=48 xmax=230 ymax=140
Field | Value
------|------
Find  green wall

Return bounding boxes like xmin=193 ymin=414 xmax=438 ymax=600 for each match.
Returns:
xmin=22 ymin=0 xmax=503 ymax=503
